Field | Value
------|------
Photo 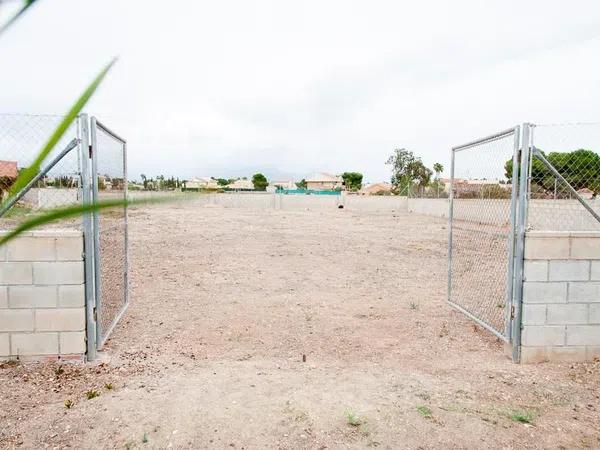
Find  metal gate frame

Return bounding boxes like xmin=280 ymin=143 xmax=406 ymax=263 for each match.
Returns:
xmin=448 ymin=125 xmax=529 ymax=361
xmin=80 ymin=114 xmax=129 ymax=359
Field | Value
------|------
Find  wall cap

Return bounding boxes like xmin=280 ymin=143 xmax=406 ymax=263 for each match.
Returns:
xmin=526 ymin=231 xmax=600 ymax=239
xmin=0 ymin=229 xmax=82 ymax=238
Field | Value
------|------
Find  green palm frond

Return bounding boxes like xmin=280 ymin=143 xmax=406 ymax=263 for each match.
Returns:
xmin=0 ymin=0 xmax=40 ymax=36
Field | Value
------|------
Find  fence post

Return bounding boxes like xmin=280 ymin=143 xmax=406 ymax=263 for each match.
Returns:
xmin=447 ymin=148 xmax=455 ymax=304
xmin=505 ymin=125 xmax=521 ymax=340
xmin=80 ymin=114 xmax=96 ymax=361
xmin=511 ymin=123 xmax=531 ymax=363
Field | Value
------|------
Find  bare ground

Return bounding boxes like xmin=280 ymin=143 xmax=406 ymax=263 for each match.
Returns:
xmin=1 ymin=199 xmax=599 ymax=449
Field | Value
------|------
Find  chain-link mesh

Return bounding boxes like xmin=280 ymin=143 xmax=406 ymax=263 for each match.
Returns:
xmin=93 ymin=121 xmax=128 ymax=348
xmin=449 ymin=129 xmax=518 ymax=340
xmin=0 ymin=113 xmax=81 ymax=229
xmin=528 ymin=123 xmax=600 ymax=231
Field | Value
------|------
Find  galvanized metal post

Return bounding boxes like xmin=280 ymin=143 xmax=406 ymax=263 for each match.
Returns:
xmin=90 ymin=117 xmax=103 ymax=349
xmin=512 ymin=123 xmax=531 ymax=363
xmin=123 ymin=140 xmax=129 ymax=309
xmin=504 ymin=125 xmax=521 ymax=339
xmin=80 ymin=114 xmax=96 ymax=361
xmin=447 ymin=148 xmax=456 ymax=304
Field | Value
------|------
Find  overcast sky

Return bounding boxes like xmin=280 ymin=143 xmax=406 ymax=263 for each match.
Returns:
xmin=1 ymin=0 xmax=600 ymax=183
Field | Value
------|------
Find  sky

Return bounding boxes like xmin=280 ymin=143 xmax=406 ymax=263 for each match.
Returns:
xmin=1 ymin=0 xmax=600 ymax=183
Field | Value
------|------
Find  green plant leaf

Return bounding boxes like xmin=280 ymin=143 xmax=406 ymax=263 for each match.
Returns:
xmin=0 ymin=0 xmax=39 ymax=37
xmin=5 ymin=58 xmax=117 ymax=203
xmin=0 ymin=195 xmax=179 ymax=246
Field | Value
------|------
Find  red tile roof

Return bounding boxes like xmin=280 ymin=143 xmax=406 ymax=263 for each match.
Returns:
xmin=0 ymin=160 xmax=18 ymax=179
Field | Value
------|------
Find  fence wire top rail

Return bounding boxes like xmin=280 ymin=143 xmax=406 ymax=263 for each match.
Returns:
xmin=452 ymin=126 xmax=518 ymax=152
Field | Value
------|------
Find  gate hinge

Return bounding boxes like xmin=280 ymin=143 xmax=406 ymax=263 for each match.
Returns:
xmin=93 ymin=307 xmax=97 ymax=322
xmin=510 ymin=305 xmax=515 ymax=319
xmin=89 ymin=145 xmax=93 ymax=158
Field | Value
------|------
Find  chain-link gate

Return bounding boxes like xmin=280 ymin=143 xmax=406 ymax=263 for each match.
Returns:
xmin=80 ymin=115 xmax=129 ymax=355
xmin=448 ymin=127 xmax=521 ymax=343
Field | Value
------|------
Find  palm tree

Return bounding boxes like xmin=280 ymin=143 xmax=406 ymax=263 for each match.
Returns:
xmin=433 ymin=163 xmax=444 ymax=198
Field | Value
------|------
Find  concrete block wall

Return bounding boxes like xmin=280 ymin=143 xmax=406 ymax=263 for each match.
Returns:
xmin=0 ymin=230 xmax=86 ymax=361
xmin=521 ymin=231 xmax=600 ymax=363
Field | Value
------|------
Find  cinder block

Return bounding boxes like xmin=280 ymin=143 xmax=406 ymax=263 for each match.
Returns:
xmin=547 ymin=346 xmax=588 ymax=362
xmin=591 ymin=261 xmax=600 ymax=280
xmin=525 ymin=237 xmax=569 ymax=260
xmin=58 ymin=285 xmax=85 ymax=307
xmin=33 ymin=262 xmax=84 ymax=285
xmin=0 ymin=287 xmax=7 ymax=308
xmin=570 ymin=238 xmax=600 ymax=259
xmin=35 ymin=308 xmax=85 ymax=332
xmin=546 ymin=304 xmax=588 ymax=325
xmin=566 ymin=325 xmax=600 ymax=346
xmin=522 ymin=282 xmax=567 ymax=304
xmin=10 ymin=332 xmax=58 ymax=355
xmin=521 ymin=325 xmax=565 ymax=346
xmin=590 ymin=304 xmax=600 ymax=324
xmin=569 ymin=282 xmax=600 ymax=303
xmin=0 ymin=333 xmax=9 ymax=356
xmin=6 ymin=237 xmax=55 ymax=261
xmin=524 ymin=261 xmax=548 ymax=282
xmin=59 ymin=331 xmax=85 ymax=354
xmin=8 ymin=286 xmax=57 ymax=308
xmin=55 ymin=237 xmax=83 ymax=261
xmin=522 ymin=304 xmax=546 ymax=325
xmin=548 ymin=260 xmax=590 ymax=281
xmin=0 ymin=262 xmax=33 ymax=285
xmin=520 ymin=346 xmax=548 ymax=363
xmin=0 ymin=309 xmax=34 ymax=332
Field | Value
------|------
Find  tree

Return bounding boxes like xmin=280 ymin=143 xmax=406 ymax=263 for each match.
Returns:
xmin=252 ymin=173 xmax=268 ymax=191
xmin=341 ymin=172 xmax=363 ymax=191
xmin=140 ymin=174 xmax=148 ymax=190
xmin=432 ymin=163 xmax=444 ymax=198
xmin=216 ymin=178 xmax=229 ymax=186
xmin=386 ymin=148 xmax=432 ymax=194
xmin=296 ymin=179 xmax=307 ymax=189
xmin=505 ymin=149 xmax=600 ymax=196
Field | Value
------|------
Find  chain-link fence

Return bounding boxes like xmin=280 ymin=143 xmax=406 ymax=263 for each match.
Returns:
xmin=528 ymin=123 xmax=600 ymax=231
xmin=0 ymin=113 xmax=82 ymax=229
xmin=91 ymin=117 xmax=128 ymax=349
xmin=448 ymin=127 xmax=519 ymax=341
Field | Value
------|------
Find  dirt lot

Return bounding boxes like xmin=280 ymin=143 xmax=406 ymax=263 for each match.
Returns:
xmin=1 ymin=199 xmax=599 ymax=449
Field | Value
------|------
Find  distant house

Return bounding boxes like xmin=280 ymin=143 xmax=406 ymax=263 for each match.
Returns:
xmin=270 ymin=180 xmax=295 ymax=190
xmin=441 ymin=178 xmax=510 ymax=195
xmin=360 ymin=182 xmax=393 ymax=195
xmin=186 ymin=177 xmax=219 ymax=190
xmin=305 ymin=172 xmax=343 ymax=191
xmin=0 ymin=160 xmax=18 ymax=179
xmin=228 ymin=179 xmax=254 ymax=190
xmin=577 ymin=188 xmax=595 ymax=200
xmin=0 ymin=160 xmax=18 ymax=199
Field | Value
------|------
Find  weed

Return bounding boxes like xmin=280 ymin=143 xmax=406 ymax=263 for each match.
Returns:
xmin=55 ymin=366 xmax=65 ymax=376
xmin=105 ymin=383 xmax=114 ymax=390
xmin=416 ymin=405 xmax=433 ymax=419
xmin=508 ymin=409 xmax=535 ymax=424
xmin=345 ymin=410 xmax=362 ymax=427
xmin=142 ymin=432 xmax=149 ymax=444
xmin=64 ymin=399 xmax=73 ymax=409
xmin=86 ymin=390 xmax=100 ymax=400
xmin=416 ymin=392 xmax=431 ymax=401
xmin=124 ymin=442 xmax=133 ymax=450
xmin=409 ymin=302 xmax=419 ymax=310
